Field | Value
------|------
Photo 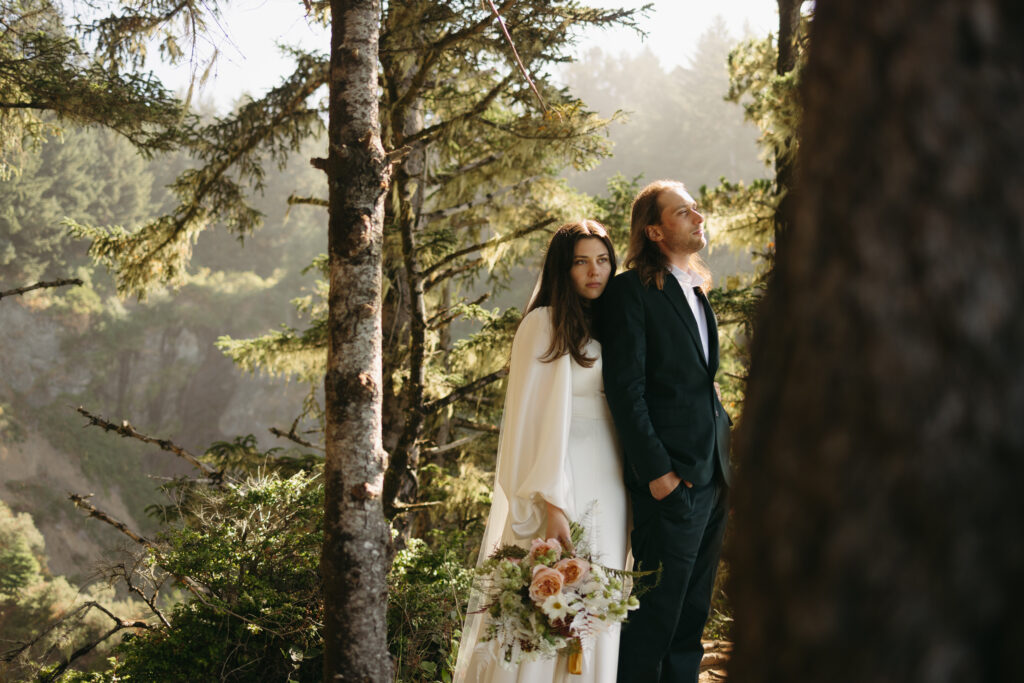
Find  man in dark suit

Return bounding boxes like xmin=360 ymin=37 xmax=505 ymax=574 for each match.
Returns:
xmin=598 ymin=179 xmax=732 ymax=683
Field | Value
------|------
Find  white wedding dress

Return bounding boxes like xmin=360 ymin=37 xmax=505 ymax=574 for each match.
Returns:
xmin=454 ymin=307 xmax=628 ymax=683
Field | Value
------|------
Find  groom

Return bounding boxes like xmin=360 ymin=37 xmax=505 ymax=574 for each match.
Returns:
xmin=598 ymin=179 xmax=732 ymax=682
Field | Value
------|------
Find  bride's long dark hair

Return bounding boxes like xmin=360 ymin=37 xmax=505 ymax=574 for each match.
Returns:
xmin=526 ymin=220 xmax=617 ymax=368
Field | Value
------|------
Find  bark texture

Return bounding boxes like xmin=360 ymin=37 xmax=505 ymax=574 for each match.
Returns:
xmin=322 ymin=1 xmax=393 ymax=681
xmin=729 ymin=1 xmax=1024 ymax=681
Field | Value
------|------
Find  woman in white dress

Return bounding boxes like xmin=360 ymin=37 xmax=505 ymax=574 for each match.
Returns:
xmin=455 ymin=220 xmax=629 ymax=683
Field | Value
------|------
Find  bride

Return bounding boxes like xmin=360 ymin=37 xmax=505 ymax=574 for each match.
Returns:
xmin=454 ymin=219 xmax=629 ymax=683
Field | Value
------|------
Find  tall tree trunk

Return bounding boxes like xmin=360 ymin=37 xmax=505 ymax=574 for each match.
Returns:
xmin=729 ymin=0 xmax=1024 ymax=681
xmin=321 ymin=1 xmax=393 ymax=680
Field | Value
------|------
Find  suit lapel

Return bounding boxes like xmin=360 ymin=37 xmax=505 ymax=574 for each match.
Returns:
xmin=696 ymin=288 xmax=719 ymax=375
xmin=662 ymin=274 xmax=708 ymax=370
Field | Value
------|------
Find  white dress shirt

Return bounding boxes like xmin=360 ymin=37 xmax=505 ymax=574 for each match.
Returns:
xmin=668 ymin=264 xmax=709 ymax=363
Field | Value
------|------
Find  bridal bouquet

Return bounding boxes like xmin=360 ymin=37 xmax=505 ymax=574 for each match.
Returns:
xmin=473 ymin=532 xmax=639 ymax=670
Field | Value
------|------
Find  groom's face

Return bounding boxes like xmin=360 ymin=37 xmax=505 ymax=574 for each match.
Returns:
xmin=648 ymin=188 xmax=706 ymax=256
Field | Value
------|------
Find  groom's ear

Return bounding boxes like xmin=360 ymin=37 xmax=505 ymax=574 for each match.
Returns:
xmin=646 ymin=224 xmax=662 ymax=242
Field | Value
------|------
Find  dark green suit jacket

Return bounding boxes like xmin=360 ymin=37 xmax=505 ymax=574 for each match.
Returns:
xmin=598 ymin=269 xmax=732 ymax=493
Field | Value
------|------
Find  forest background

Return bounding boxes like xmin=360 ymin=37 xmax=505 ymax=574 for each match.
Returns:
xmin=0 ymin=0 xmax=791 ymax=680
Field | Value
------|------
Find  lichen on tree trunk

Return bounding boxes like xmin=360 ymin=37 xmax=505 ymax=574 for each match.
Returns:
xmin=321 ymin=1 xmax=394 ymax=681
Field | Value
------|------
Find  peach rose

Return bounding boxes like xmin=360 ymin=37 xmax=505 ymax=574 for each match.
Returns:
xmin=554 ymin=557 xmax=590 ymax=587
xmin=527 ymin=537 xmax=563 ymax=562
xmin=529 ymin=565 xmax=564 ymax=604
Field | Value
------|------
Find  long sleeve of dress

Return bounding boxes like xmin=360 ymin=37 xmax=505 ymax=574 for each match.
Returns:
xmin=492 ymin=306 xmax=575 ymax=544
xmin=454 ymin=306 xmax=575 ymax=681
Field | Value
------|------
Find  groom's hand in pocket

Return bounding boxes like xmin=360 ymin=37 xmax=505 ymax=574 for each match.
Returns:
xmin=649 ymin=471 xmax=692 ymax=501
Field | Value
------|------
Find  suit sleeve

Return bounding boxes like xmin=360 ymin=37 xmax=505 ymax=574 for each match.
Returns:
xmin=599 ymin=275 xmax=674 ymax=485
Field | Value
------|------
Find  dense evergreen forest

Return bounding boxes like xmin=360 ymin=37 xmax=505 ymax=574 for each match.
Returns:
xmin=5 ymin=0 xmax=1020 ymax=681
xmin=1 ymin=1 xmax=774 ymax=679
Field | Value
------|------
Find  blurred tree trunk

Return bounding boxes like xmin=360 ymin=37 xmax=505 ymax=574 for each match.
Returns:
xmin=321 ymin=1 xmax=393 ymax=681
xmin=729 ymin=0 xmax=1024 ymax=681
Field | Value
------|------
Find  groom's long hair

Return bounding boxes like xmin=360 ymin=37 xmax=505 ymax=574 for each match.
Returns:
xmin=626 ymin=179 xmax=711 ymax=291
xmin=527 ymin=220 xmax=617 ymax=368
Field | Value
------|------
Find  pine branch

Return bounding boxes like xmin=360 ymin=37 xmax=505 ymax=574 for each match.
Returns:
xmin=422 ymin=367 xmax=509 ymax=414
xmin=418 ymin=175 xmax=539 ymax=223
xmin=422 ymin=257 xmax=484 ymax=292
xmin=421 ymin=216 xmax=556 ymax=280
xmin=426 ymin=293 xmax=490 ymax=329
xmin=75 ymin=406 xmax=218 ymax=477
xmin=401 ymin=71 xmax=516 ymax=147
xmin=431 ymin=152 xmax=503 ymax=185
xmin=0 ymin=278 xmax=82 ymax=300
xmin=386 ymin=0 xmax=514 ymax=117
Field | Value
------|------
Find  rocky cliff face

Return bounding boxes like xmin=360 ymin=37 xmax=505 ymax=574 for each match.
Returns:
xmin=0 ymin=298 xmax=308 ymax=580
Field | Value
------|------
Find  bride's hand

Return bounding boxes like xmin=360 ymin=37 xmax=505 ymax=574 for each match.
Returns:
xmin=544 ymin=502 xmax=574 ymax=554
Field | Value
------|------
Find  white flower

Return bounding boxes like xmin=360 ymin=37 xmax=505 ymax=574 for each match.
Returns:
xmin=540 ymin=593 xmax=571 ymax=621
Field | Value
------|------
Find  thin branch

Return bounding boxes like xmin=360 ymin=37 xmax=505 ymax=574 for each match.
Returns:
xmin=419 ymin=175 xmax=539 ymax=223
xmin=69 ymin=493 xmax=153 ymax=547
xmin=286 ymin=193 xmax=329 ymax=207
xmin=426 ymin=293 xmax=490 ymax=329
xmin=452 ymin=416 xmax=500 ymax=434
xmin=422 ymin=367 xmax=509 ymax=414
xmin=422 ymin=216 xmax=556 ymax=280
xmin=432 ymin=152 xmax=503 ymax=185
xmin=75 ymin=406 xmax=217 ymax=477
xmin=402 ymin=72 xmax=515 ymax=147
xmin=39 ymin=602 xmax=152 ymax=683
xmin=390 ymin=500 xmax=443 ymax=515
xmin=0 ymin=278 xmax=83 ymax=300
xmin=484 ymin=0 xmax=547 ymax=112
xmin=122 ymin=567 xmax=171 ymax=628
xmin=422 ymin=257 xmax=484 ymax=292
xmin=422 ymin=433 xmax=484 ymax=457
xmin=269 ymin=418 xmax=324 ymax=451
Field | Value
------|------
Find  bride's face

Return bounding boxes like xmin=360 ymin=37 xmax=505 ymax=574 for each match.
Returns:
xmin=569 ymin=238 xmax=612 ymax=300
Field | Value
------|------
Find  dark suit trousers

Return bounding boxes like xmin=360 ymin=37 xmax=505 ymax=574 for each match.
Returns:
xmin=617 ymin=476 xmax=727 ymax=683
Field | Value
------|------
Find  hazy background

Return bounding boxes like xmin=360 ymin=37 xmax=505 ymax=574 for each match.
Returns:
xmin=1 ymin=0 xmax=776 ymax=581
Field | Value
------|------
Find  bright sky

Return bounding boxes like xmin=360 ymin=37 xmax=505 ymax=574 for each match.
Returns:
xmin=162 ymin=0 xmax=779 ymax=112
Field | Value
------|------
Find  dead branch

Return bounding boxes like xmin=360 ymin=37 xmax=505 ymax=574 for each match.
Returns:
xmin=421 ymin=433 xmax=484 ymax=457
xmin=115 ymin=558 xmax=172 ymax=628
xmin=390 ymin=500 xmax=444 ymax=515
xmin=1 ymin=600 xmax=151 ymax=680
xmin=68 ymin=493 xmax=153 ymax=548
xmin=422 ymin=367 xmax=509 ymax=414
xmin=75 ymin=406 xmax=218 ymax=477
xmin=269 ymin=426 xmax=324 ymax=451
xmin=484 ymin=0 xmax=547 ymax=112
xmin=269 ymin=415 xmax=324 ymax=451
xmin=451 ymin=416 xmax=500 ymax=433
xmin=39 ymin=602 xmax=152 ymax=683
xmin=0 ymin=278 xmax=83 ymax=300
